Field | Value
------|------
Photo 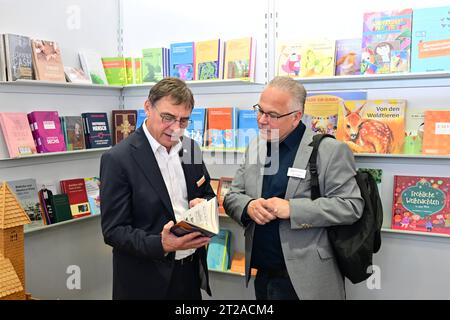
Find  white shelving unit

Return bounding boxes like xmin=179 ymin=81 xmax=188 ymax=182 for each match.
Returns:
xmin=2 ymin=0 xmax=450 ymax=301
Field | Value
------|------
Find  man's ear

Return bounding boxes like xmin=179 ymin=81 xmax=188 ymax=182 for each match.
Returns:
xmin=293 ymin=111 xmax=303 ymax=127
xmin=144 ymin=99 xmax=152 ymax=116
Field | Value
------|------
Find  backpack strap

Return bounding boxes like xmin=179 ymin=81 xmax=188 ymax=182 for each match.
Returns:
xmin=308 ymin=134 xmax=335 ymax=201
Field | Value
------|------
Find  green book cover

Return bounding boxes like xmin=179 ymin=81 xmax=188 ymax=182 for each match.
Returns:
xmin=125 ymin=57 xmax=134 ymax=85
xmin=142 ymin=48 xmax=163 ymax=83
xmin=101 ymin=57 xmax=128 ymax=85
xmin=51 ymin=194 xmax=73 ymax=223
xmin=134 ymin=58 xmax=143 ymax=84
xmin=125 ymin=57 xmax=143 ymax=85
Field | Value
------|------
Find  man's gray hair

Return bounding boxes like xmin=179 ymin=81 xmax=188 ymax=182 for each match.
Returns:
xmin=268 ymin=76 xmax=307 ymax=112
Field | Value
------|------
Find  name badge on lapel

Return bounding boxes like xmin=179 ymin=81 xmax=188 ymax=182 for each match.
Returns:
xmin=287 ymin=167 xmax=307 ymax=179
xmin=196 ymin=175 xmax=206 ymax=187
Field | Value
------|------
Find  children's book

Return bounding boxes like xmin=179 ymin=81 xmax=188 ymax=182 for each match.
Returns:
xmin=422 ymin=110 xmax=450 ymax=155
xmin=276 ymin=41 xmax=302 ymax=77
xmin=335 ymin=39 xmax=362 ymax=76
xmin=335 ymin=99 xmax=406 ymax=154
xmin=392 ymin=175 xmax=450 ymax=235
xmin=361 ymin=9 xmax=413 ymax=74
xmin=411 ymin=6 xmax=450 ymax=73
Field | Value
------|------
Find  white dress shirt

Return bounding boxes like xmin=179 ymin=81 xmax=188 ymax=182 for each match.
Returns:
xmin=143 ymin=120 xmax=195 ymax=260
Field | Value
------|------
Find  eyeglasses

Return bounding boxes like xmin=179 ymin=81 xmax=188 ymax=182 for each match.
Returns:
xmin=154 ymin=106 xmax=192 ymax=128
xmin=252 ymin=104 xmax=301 ymax=121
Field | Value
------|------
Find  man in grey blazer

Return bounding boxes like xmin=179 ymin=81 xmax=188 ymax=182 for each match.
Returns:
xmin=223 ymin=76 xmax=364 ymax=300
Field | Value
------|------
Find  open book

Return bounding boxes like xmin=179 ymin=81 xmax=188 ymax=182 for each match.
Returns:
xmin=170 ymin=197 xmax=219 ymax=237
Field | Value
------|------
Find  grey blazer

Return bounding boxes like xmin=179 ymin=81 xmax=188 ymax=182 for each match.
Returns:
xmin=223 ymin=127 xmax=364 ymax=300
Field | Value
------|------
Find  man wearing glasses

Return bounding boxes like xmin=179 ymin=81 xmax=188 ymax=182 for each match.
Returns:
xmin=224 ymin=76 xmax=363 ymax=300
xmin=100 ymin=77 xmax=215 ymax=299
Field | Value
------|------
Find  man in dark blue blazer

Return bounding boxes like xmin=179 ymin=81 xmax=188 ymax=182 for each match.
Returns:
xmin=100 ymin=78 xmax=215 ymax=300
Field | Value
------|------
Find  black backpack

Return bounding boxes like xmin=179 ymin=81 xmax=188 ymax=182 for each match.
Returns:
xmin=308 ymin=134 xmax=383 ymax=284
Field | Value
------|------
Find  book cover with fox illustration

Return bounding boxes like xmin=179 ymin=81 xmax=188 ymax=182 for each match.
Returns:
xmin=392 ymin=175 xmax=450 ymax=235
xmin=335 ymin=99 xmax=406 ymax=154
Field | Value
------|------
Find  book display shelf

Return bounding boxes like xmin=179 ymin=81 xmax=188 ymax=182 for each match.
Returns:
xmin=2 ymin=0 xmax=450 ymax=300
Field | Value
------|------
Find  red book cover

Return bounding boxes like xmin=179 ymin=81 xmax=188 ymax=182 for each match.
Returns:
xmin=112 ymin=110 xmax=137 ymax=145
xmin=60 ymin=178 xmax=91 ymax=218
xmin=392 ymin=175 xmax=450 ymax=235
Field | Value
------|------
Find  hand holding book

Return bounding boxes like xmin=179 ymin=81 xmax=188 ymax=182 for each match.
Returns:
xmin=170 ymin=197 xmax=219 ymax=237
xmin=161 ymin=221 xmax=210 ymax=253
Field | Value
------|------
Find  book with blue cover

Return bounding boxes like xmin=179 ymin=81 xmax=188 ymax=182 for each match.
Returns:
xmin=185 ymin=107 xmax=206 ymax=146
xmin=207 ymin=229 xmax=232 ymax=271
xmin=136 ymin=109 xmax=146 ymax=129
xmin=411 ymin=6 xmax=450 ymax=73
xmin=237 ymin=109 xmax=258 ymax=150
xmin=170 ymin=42 xmax=195 ymax=81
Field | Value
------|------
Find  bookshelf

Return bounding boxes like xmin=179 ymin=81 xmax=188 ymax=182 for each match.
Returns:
xmin=25 ymin=214 xmax=100 ymax=234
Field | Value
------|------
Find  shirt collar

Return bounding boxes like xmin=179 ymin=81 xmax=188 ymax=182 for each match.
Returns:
xmin=143 ymin=119 xmax=182 ymax=156
xmin=280 ymin=121 xmax=306 ymax=150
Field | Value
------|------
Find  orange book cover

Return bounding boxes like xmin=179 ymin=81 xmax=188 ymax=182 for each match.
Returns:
xmin=336 ymin=99 xmax=406 ymax=154
xmin=422 ymin=110 xmax=450 ymax=155
xmin=31 ymin=39 xmax=66 ymax=82
xmin=230 ymin=252 xmax=256 ymax=276
xmin=206 ymin=107 xmax=236 ymax=149
xmin=0 ymin=112 xmax=37 ymax=158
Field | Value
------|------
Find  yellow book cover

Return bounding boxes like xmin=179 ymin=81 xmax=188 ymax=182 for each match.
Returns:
xmin=195 ymin=39 xmax=223 ymax=80
xmin=223 ymin=37 xmax=256 ymax=81
xmin=336 ymin=99 xmax=406 ymax=154
xmin=303 ymin=94 xmax=340 ymax=135
xmin=300 ymin=39 xmax=336 ymax=77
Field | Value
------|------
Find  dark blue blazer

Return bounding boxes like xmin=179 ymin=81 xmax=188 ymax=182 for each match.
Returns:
xmin=100 ymin=126 xmax=214 ymax=299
